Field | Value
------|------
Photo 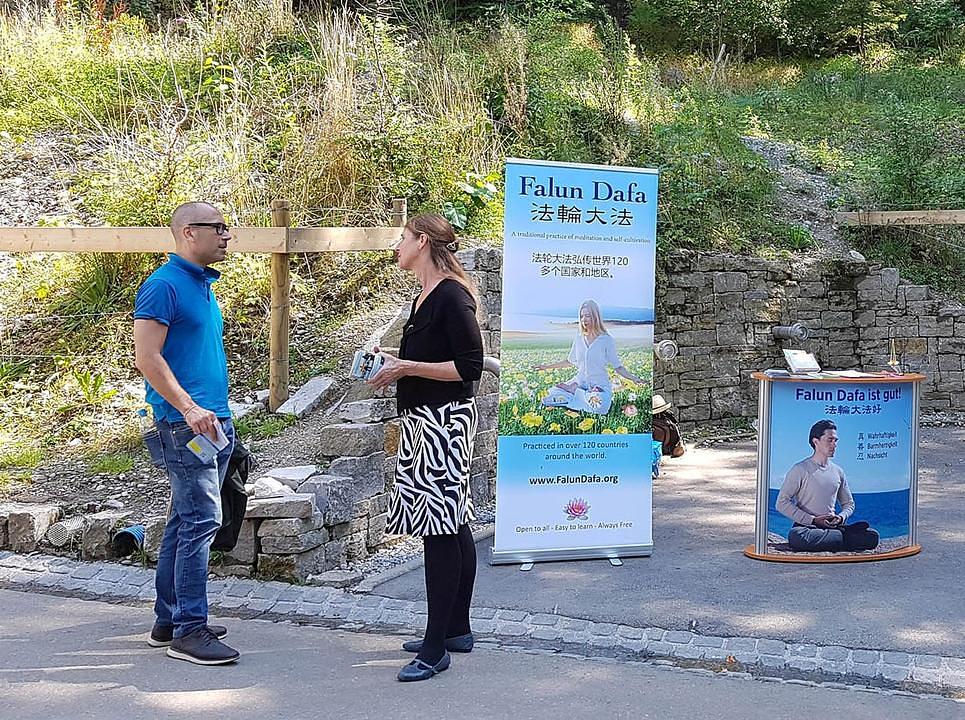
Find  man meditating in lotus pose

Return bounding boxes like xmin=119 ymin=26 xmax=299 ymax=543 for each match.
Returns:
xmin=777 ymin=419 xmax=879 ymax=552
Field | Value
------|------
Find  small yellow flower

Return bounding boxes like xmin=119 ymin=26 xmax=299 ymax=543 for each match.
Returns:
xmin=564 ymin=410 xmax=580 ymax=418
xmin=512 ymin=405 xmax=519 ymax=417
xmin=577 ymin=418 xmax=595 ymax=432
xmin=549 ymin=422 xmax=562 ymax=432
xmin=601 ymin=428 xmax=614 ymax=435
xmin=616 ymin=426 xmax=629 ymax=434
xmin=520 ymin=412 xmax=543 ymax=428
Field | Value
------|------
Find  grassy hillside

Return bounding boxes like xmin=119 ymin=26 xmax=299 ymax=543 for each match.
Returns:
xmin=728 ymin=51 xmax=965 ymax=294
xmin=0 ymin=2 xmax=961 ymax=474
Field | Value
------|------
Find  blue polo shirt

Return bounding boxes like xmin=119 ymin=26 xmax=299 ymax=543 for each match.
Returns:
xmin=134 ymin=253 xmax=230 ymax=422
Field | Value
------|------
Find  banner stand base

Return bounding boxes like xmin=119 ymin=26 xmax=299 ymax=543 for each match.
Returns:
xmin=490 ymin=544 xmax=653 ymax=566
xmin=743 ymin=544 xmax=921 ymax=563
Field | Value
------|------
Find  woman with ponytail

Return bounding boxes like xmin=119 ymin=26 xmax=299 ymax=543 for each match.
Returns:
xmin=368 ymin=213 xmax=483 ymax=682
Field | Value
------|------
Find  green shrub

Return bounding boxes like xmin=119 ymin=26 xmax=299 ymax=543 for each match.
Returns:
xmin=899 ymin=0 xmax=965 ymax=51
xmin=874 ymin=102 xmax=943 ymax=205
xmin=651 ymin=89 xmax=782 ymax=252
xmin=87 ymin=452 xmax=135 ymax=474
xmin=234 ymin=411 xmax=296 ymax=441
xmin=628 ymin=0 xmax=962 ymax=58
xmin=0 ymin=445 xmax=42 ymax=469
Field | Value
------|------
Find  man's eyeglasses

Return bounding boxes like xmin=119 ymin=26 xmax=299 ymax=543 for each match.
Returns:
xmin=187 ymin=222 xmax=230 ymax=236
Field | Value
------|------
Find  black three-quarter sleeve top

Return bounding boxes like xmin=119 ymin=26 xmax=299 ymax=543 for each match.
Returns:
xmin=396 ymin=278 xmax=484 ymax=413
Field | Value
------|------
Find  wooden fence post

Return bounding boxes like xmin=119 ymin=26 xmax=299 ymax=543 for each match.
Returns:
xmin=390 ymin=197 xmax=407 ymax=229
xmin=269 ymin=199 xmax=291 ymax=412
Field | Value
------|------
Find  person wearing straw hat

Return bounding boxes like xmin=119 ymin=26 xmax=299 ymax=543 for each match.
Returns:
xmin=652 ymin=394 xmax=685 ymax=458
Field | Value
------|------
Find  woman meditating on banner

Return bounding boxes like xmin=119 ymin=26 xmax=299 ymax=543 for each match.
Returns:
xmin=536 ymin=299 xmax=643 ymax=415
xmin=368 ymin=213 xmax=483 ymax=683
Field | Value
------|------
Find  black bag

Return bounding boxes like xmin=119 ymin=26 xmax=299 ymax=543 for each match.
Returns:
xmin=652 ymin=410 xmax=685 ymax=457
xmin=212 ymin=442 xmax=253 ymax=552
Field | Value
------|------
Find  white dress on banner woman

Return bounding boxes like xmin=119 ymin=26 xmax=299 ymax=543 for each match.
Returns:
xmin=542 ymin=332 xmax=620 ymax=414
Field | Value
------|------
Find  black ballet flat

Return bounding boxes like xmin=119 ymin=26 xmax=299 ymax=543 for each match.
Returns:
xmin=397 ymin=652 xmax=451 ymax=682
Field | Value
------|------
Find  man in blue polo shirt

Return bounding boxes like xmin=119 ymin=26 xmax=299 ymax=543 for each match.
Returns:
xmin=134 ymin=201 xmax=239 ymax=665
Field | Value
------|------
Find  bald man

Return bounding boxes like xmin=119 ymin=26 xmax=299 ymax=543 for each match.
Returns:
xmin=133 ymin=202 xmax=239 ymax=665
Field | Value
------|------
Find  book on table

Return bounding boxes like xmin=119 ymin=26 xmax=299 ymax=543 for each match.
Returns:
xmin=782 ymin=349 xmax=821 ymax=374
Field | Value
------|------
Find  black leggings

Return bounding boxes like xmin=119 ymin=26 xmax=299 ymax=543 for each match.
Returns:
xmin=418 ymin=523 xmax=476 ymax=663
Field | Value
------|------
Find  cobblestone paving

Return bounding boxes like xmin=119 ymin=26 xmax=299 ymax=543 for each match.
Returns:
xmin=2 ymin=550 xmax=963 ymax=700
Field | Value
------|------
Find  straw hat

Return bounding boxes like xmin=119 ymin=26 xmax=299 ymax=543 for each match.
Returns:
xmin=652 ymin=394 xmax=672 ymax=414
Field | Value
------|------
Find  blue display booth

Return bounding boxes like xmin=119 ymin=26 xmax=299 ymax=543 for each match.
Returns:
xmin=745 ymin=372 xmax=926 ymax=563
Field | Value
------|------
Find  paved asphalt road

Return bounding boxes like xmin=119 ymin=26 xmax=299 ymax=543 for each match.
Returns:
xmin=1 ymin=589 xmax=962 ymax=720
xmin=375 ymin=427 xmax=965 ymax=656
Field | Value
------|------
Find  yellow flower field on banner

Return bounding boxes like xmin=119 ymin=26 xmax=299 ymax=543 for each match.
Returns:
xmin=520 ymin=412 xmax=543 ymax=428
xmin=498 ymin=345 xmax=653 ymax=436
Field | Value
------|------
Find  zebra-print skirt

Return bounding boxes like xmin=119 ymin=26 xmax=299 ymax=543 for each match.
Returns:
xmin=386 ymin=399 xmax=478 ymax=537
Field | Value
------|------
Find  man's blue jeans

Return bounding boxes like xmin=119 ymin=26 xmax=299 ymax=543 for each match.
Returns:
xmin=154 ymin=418 xmax=235 ymax=638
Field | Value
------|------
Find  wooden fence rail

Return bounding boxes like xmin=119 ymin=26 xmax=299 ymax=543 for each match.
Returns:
xmin=835 ymin=209 xmax=965 ymax=226
xmin=0 ymin=198 xmax=407 ymax=411
xmin=0 ymin=226 xmax=404 ymax=253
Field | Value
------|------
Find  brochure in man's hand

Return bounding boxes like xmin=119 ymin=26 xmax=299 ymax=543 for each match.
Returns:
xmin=186 ymin=423 xmax=230 ymax=463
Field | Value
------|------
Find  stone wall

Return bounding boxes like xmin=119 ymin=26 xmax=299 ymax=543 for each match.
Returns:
xmin=462 ymin=246 xmax=503 ymax=501
xmin=455 ymin=244 xmax=963 ymax=429
xmin=654 ymin=250 xmax=965 ymax=428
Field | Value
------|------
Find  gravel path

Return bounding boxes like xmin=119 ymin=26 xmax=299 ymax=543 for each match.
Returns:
xmin=0 ymin=133 xmax=96 ymax=226
xmin=742 ymin=135 xmax=853 ymax=259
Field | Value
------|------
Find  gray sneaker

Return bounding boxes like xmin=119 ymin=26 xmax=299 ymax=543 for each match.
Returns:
xmin=166 ymin=626 xmax=240 ymax=665
xmin=149 ymin=623 xmax=228 ymax=648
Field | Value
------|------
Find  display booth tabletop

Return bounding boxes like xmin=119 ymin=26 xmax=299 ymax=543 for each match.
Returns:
xmin=751 ymin=372 xmax=926 ymax=384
